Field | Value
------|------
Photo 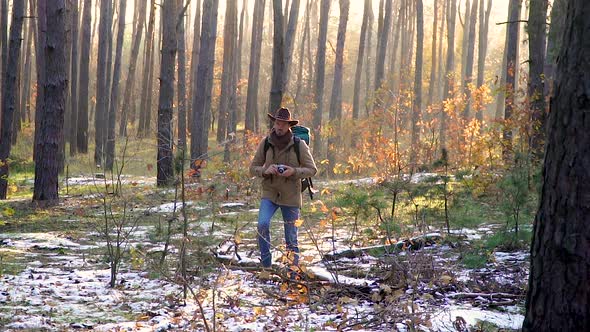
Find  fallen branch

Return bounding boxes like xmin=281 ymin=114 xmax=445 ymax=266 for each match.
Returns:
xmin=448 ymin=292 xmax=524 ymax=300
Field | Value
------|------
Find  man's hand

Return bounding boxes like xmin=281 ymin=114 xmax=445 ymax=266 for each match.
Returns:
xmin=277 ymin=165 xmax=295 ymax=177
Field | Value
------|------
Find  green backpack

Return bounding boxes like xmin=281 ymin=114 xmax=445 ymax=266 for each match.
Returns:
xmin=264 ymin=125 xmax=317 ymax=199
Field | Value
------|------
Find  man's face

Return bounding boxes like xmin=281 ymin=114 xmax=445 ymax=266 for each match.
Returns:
xmin=273 ymin=120 xmax=290 ymax=136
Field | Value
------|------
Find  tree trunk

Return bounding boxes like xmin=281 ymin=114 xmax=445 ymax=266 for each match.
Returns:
xmin=311 ymin=0 xmax=330 ymax=154
xmin=436 ymin=0 xmax=447 ymax=104
xmin=373 ymin=0 xmax=392 ymax=111
xmin=244 ymin=0 xmax=265 ymax=133
xmin=216 ymin=0 xmax=238 ymax=143
xmin=77 ymin=0 xmax=91 ymax=154
xmin=502 ymin=0 xmax=521 ymax=159
xmin=295 ymin=0 xmax=311 ymax=103
xmin=94 ymin=0 xmax=111 ymax=166
xmin=119 ymin=0 xmax=147 ymax=137
xmin=33 ymin=0 xmax=66 ymax=204
xmin=157 ymin=0 xmax=177 ymax=186
xmin=544 ymin=0 xmax=565 ymax=95
xmin=190 ymin=0 xmax=219 ymax=165
xmin=177 ymin=0 xmax=188 ymax=151
xmin=352 ymin=0 xmax=371 ymax=120
xmin=364 ymin=1 xmax=374 ymax=116
xmin=0 ymin=0 xmax=25 ymax=199
xmin=527 ymin=0 xmax=548 ymax=160
xmin=20 ymin=0 xmax=34 ymax=126
xmin=410 ymin=0 xmax=424 ymax=168
xmin=462 ymin=0 xmax=478 ymax=120
xmin=427 ymin=0 xmax=438 ymax=107
xmin=138 ymin=2 xmax=156 ymax=137
xmin=188 ymin=0 xmax=201 ymax=136
xmin=523 ymin=1 xmax=590 ymax=329
xmin=282 ymin=0 xmax=300 ymax=91
xmin=68 ymin=0 xmax=79 ymax=155
xmin=326 ymin=0 xmax=349 ymax=171
xmin=0 ymin=0 xmax=7 ymax=101
xmin=267 ymin=0 xmax=286 ymax=126
xmin=439 ymin=0 xmax=456 ymax=153
xmin=460 ymin=0 xmax=470 ymax=85
xmin=105 ymin=0 xmax=127 ymax=171
xmin=475 ymin=0 xmax=492 ymax=122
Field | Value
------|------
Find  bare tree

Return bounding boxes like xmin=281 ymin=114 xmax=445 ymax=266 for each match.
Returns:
xmin=411 ymin=0 xmax=424 ymax=167
xmin=33 ymin=0 xmax=66 ymax=204
xmin=267 ymin=0 xmax=286 ymax=123
xmin=352 ymin=0 xmax=371 ymax=119
xmin=312 ymin=0 xmax=330 ymax=154
xmin=188 ymin=0 xmax=202 ymax=135
xmin=177 ymin=0 xmax=189 ymax=150
xmin=138 ymin=2 xmax=157 ymax=137
xmin=503 ymin=0 xmax=522 ymax=159
xmin=440 ymin=0 xmax=457 ymax=153
xmin=157 ymin=0 xmax=178 ymax=186
xmin=0 ymin=0 xmax=25 ymax=199
xmin=427 ymin=0 xmax=438 ymax=107
xmin=523 ymin=1 xmax=590 ymax=329
xmin=462 ymin=0 xmax=478 ymax=120
xmin=373 ymin=0 xmax=393 ymax=111
xmin=68 ymin=0 xmax=80 ymax=155
xmin=244 ymin=0 xmax=265 ymax=133
xmin=77 ymin=0 xmax=91 ymax=153
xmin=475 ymin=0 xmax=492 ymax=122
xmin=216 ymin=0 xmax=238 ymax=142
xmin=94 ymin=0 xmax=112 ymax=166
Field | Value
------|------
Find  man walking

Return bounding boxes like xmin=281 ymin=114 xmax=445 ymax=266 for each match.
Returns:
xmin=249 ymin=108 xmax=317 ymax=275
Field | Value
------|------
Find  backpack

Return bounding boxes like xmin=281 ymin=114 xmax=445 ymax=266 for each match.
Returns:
xmin=264 ymin=125 xmax=317 ymax=199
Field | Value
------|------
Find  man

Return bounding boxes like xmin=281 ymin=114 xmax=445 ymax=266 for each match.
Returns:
xmin=249 ymin=107 xmax=317 ymax=275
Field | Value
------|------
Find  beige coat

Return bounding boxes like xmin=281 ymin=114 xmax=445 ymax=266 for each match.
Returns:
xmin=249 ymin=135 xmax=317 ymax=207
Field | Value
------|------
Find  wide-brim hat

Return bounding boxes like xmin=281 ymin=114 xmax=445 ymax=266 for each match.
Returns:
xmin=268 ymin=107 xmax=299 ymax=126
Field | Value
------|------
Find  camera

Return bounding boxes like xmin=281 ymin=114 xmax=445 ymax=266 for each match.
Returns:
xmin=277 ymin=165 xmax=286 ymax=174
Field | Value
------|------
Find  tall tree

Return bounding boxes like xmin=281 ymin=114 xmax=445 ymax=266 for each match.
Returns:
xmin=0 ymin=0 xmax=25 ymax=199
xmin=177 ymin=0 xmax=189 ymax=151
xmin=33 ymin=0 xmax=66 ymax=204
xmin=244 ymin=0 xmax=265 ymax=133
xmin=475 ymin=0 xmax=492 ymax=122
xmin=503 ymin=0 xmax=522 ymax=158
xmin=94 ymin=0 xmax=112 ymax=166
xmin=528 ymin=0 xmax=548 ymax=159
xmin=216 ymin=0 xmax=238 ymax=142
xmin=326 ymin=0 xmax=349 ymax=170
xmin=106 ymin=0 xmax=127 ymax=171
xmin=0 ymin=0 xmax=7 ymax=101
xmin=352 ymin=0 xmax=371 ymax=119
xmin=311 ymin=0 xmax=330 ymax=154
xmin=462 ymin=0 xmax=478 ymax=120
xmin=522 ymin=0 xmax=590 ymax=329
xmin=295 ymin=0 xmax=311 ymax=103
xmin=138 ymin=2 xmax=157 ymax=137
xmin=157 ymin=0 xmax=178 ymax=186
xmin=188 ymin=0 xmax=201 ymax=135
xmin=190 ymin=0 xmax=219 ymax=165
xmin=440 ymin=0 xmax=457 ymax=153
xmin=68 ymin=0 xmax=80 ymax=155
xmin=267 ymin=0 xmax=286 ymax=123
xmin=77 ymin=0 xmax=91 ymax=153
xmin=373 ymin=0 xmax=392 ymax=111
xmin=282 ymin=0 xmax=300 ymax=90
xmin=427 ymin=0 xmax=438 ymax=107
xmin=410 ymin=0 xmax=424 ymax=167
xmin=119 ymin=0 xmax=147 ymax=136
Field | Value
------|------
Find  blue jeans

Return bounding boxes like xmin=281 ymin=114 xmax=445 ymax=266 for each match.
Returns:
xmin=257 ymin=198 xmax=300 ymax=268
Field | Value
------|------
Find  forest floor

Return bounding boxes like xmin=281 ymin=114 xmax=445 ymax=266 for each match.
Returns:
xmin=0 ymin=175 xmax=528 ymax=331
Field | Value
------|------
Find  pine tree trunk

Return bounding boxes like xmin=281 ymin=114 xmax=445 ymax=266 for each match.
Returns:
xmin=138 ymin=1 xmax=156 ymax=137
xmin=352 ymin=0 xmax=371 ymax=120
xmin=188 ymin=0 xmax=201 ymax=136
xmin=68 ymin=0 xmax=79 ymax=155
xmin=244 ymin=0 xmax=265 ymax=133
xmin=523 ymin=1 xmax=590 ymax=329
xmin=105 ymin=0 xmax=127 ymax=171
xmin=77 ymin=0 xmax=91 ymax=154
xmin=373 ymin=0 xmax=392 ymax=111
xmin=411 ymin=0 xmax=424 ymax=167
xmin=267 ymin=0 xmax=285 ymax=127
xmin=0 ymin=0 xmax=7 ymax=100
xmin=503 ymin=0 xmax=521 ymax=159
xmin=427 ymin=0 xmax=438 ymax=107
xmin=326 ymin=0 xmax=349 ymax=170
xmin=282 ymin=0 xmax=300 ymax=91
xmin=528 ymin=0 xmax=548 ymax=159
xmin=32 ymin=0 xmax=66 ymax=204
xmin=462 ymin=0 xmax=478 ymax=120
xmin=177 ymin=0 xmax=188 ymax=151
xmin=295 ymin=0 xmax=310 ymax=103
xmin=0 ymin=0 xmax=25 ymax=199
xmin=190 ymin=0 xmax=219 ymax=164
xmin=311 ymin=0 xmax=330 ymax=154
xmin=21 ymin=0 xmax=34 ymax=125
xmin=119 ymin=0 xmax=147 ymax=137
xmin=94 ymin=0 xmax=111 ymax=166
xmin=364 ymin=1 xmax=374 ymax=116
xmin=475 ymin=0 xmax=491 ymax=122
xmin=217 ymin=0 xmax=238 ymax=143
xmin=440 ymin=0 xmax=457 ymax=153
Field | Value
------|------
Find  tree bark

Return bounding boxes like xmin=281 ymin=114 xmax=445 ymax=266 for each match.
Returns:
xmin=33 ymin=0 xmax=66 ymax=204
xmin=523 ymin=1 xmax=590 ymax=329
xmin=244 ymin=0 xmax=265 ymax=133
xmin=527 ymin=0 xmax=548 ymax=160
xmin=439 ymin=0 xmax=457 ymax=153
xmin=106 ymin=0 xmax=127 ymax=171
xmin=311 ymin=0 xmax=330 ymax=154
xmin=427 ymin=0 xmax=438 ymax=107
xmin=177 ymin=0 xmax=188 ymax=151
xmin=68 ymin=0 xmax=79 ymax=155
xmin=190 ymin=0 xmax=219 ymax=165
xmin=475 ymin=0 xmax=491 ymax=122
xmin=119 ymin=0 xmax=147 ymax=137
xmin=462 ymin=0 xmax=478 ymax=120
xmin=503 ymin=0 xmax=521 ymax=159
xmin=326 ymin=0 xmax=349 ymax=170
xmin=373 ymin=0 xmax=393 ymax=111
xmin=0 ymin=0 xmax=25 ymax=199
xmin=94 ymin=0 xmax=111 ymax=166
xmin=410 ymin=0 xmax=424 ymax=168
xmin=352 ymin=0 xmax=371 ymax=120
xmin=77 ymin=0 xmax=91 ymax=154
xmin=138 ymin=1 xmax=157 ymax=137
xmin=267 ymin=0 xmax=286 ymax=126
xmin=157 ymin=0 xmax=178 ymax=186
xmin=217 ymin=0 xmax=238 ymax=143
xmin=282 ymin=0 xmax=300 ymax=91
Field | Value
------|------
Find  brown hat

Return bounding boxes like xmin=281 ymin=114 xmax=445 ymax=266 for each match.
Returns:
xmin=268 ymin=107 xmax=299 ymax=126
